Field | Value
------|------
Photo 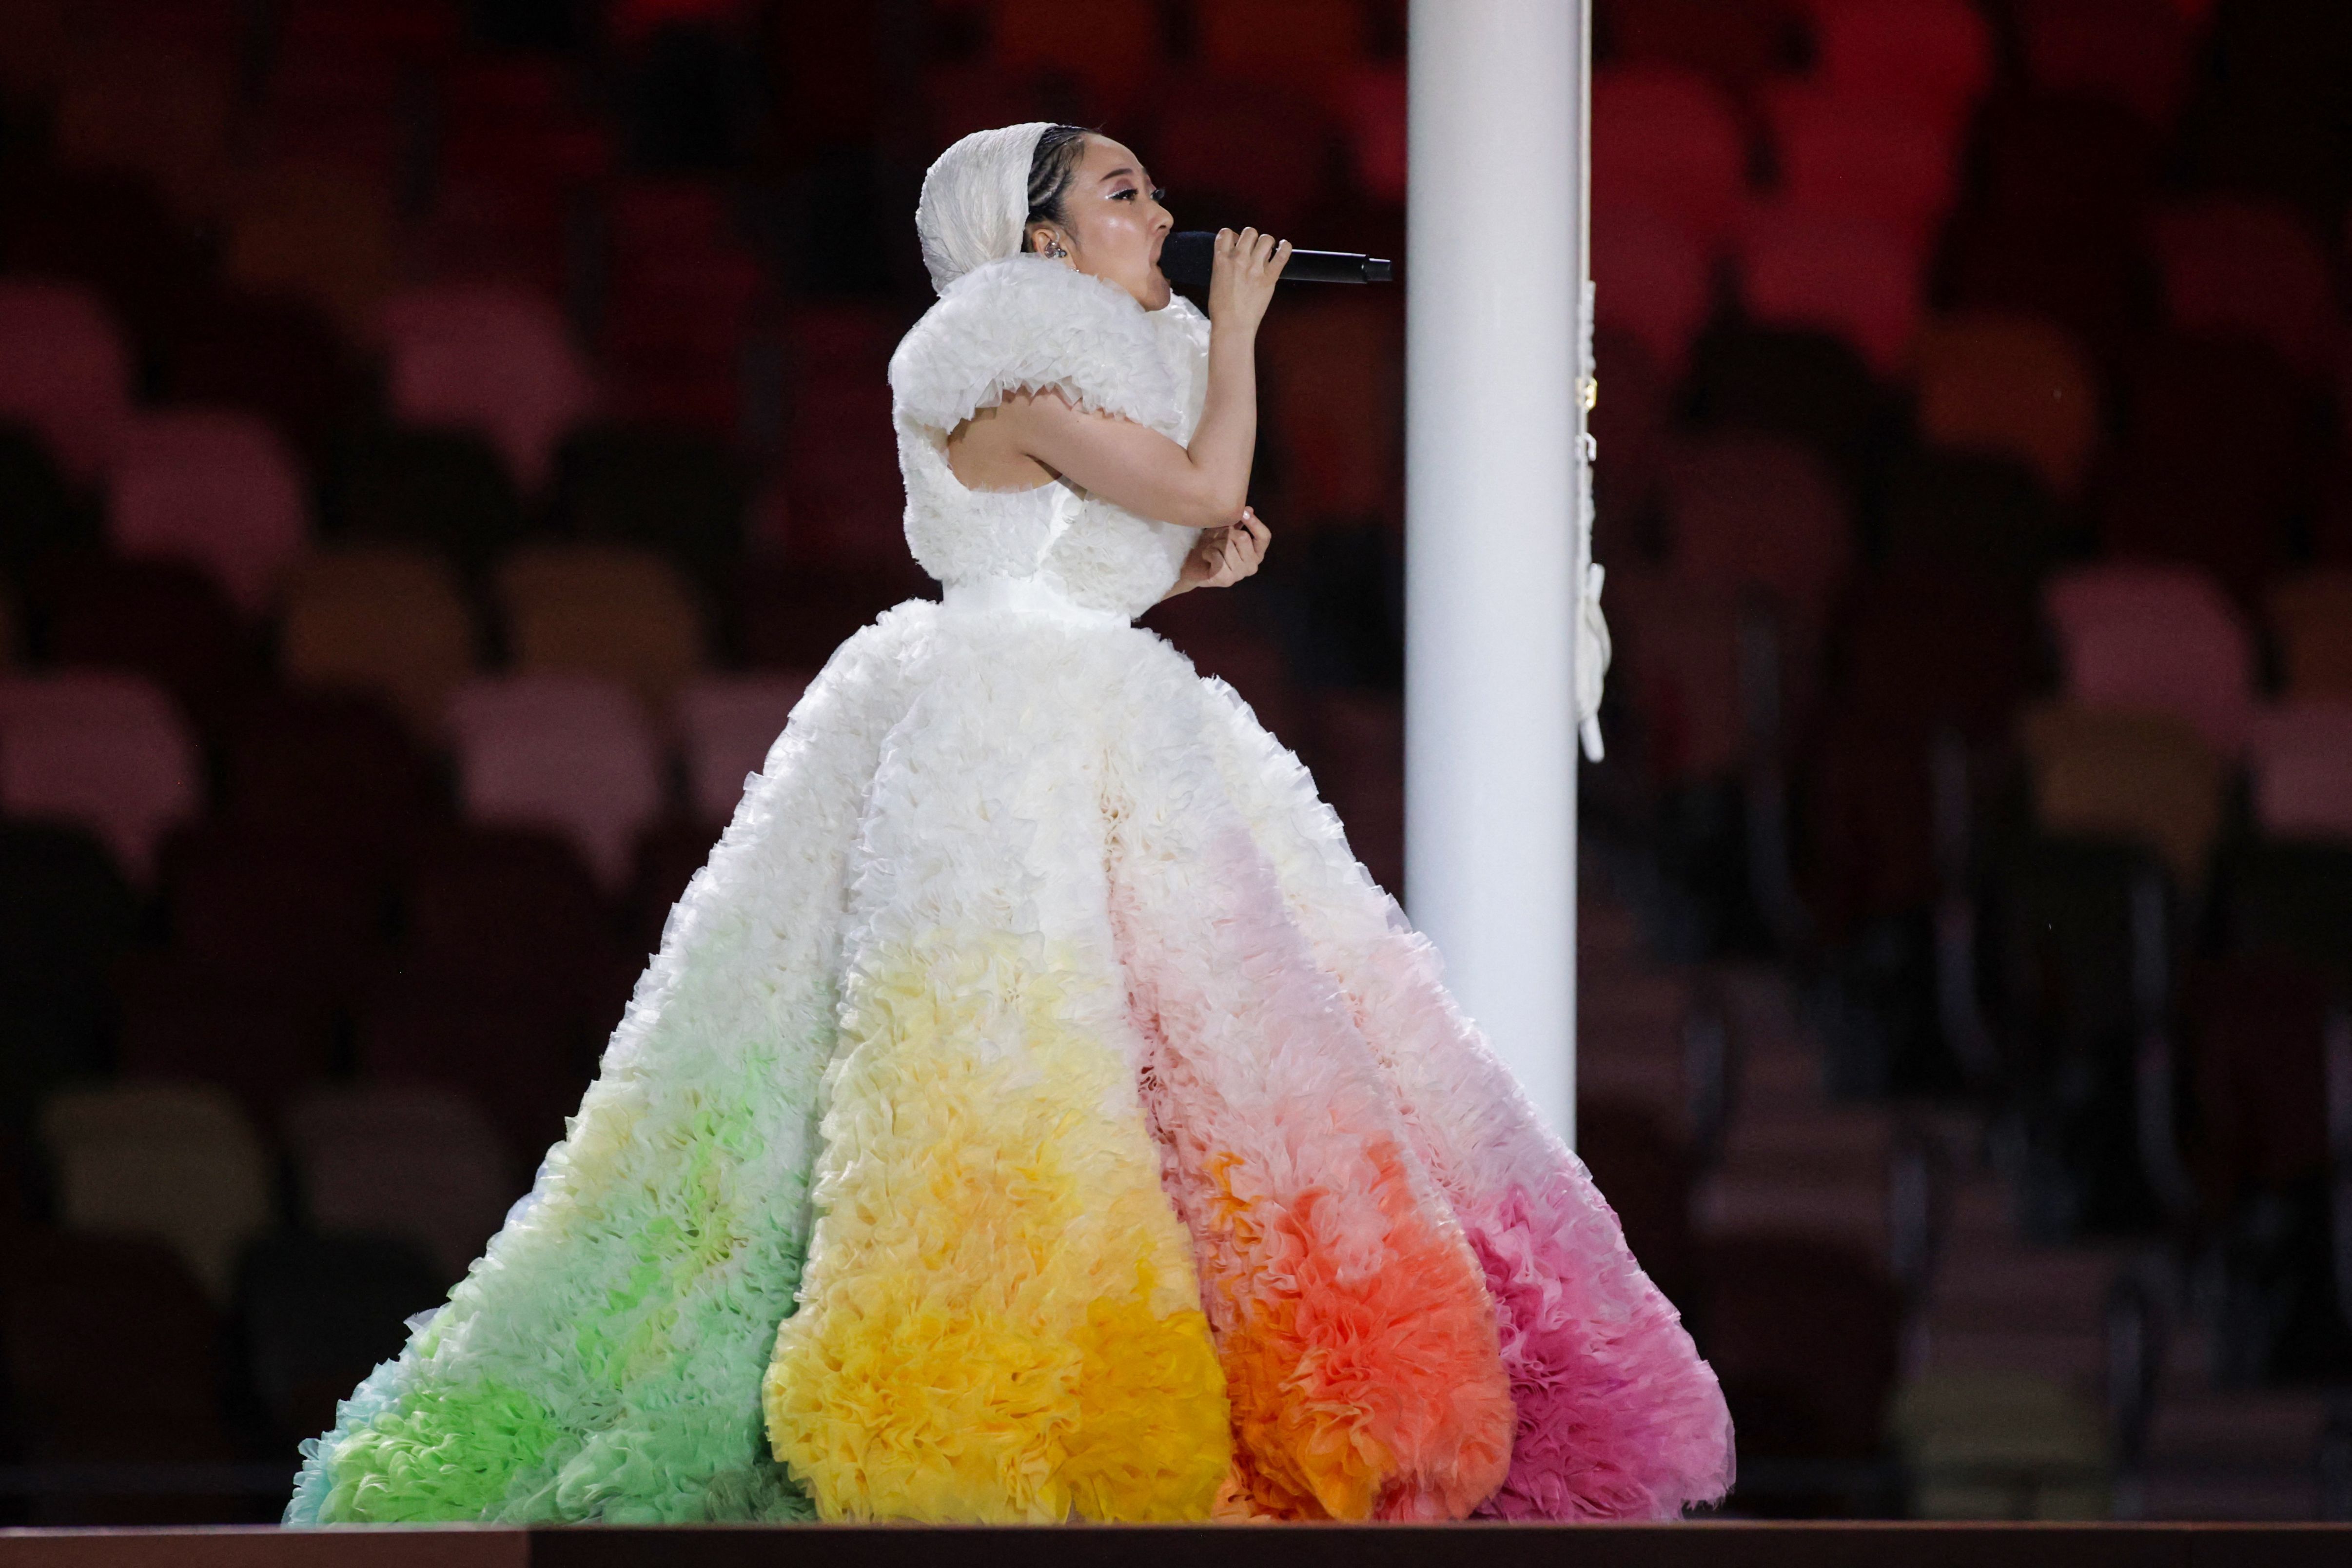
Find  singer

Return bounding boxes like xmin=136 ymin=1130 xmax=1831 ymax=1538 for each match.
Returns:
xmin=284 ymin=123 xmax=1733 ymax=1528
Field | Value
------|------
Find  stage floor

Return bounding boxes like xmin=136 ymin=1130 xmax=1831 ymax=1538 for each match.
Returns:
xmin=2 ymin=1523 xmax=2351 ymax=1568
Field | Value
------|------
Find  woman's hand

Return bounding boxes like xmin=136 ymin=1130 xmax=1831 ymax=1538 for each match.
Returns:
xmin=1206 ymin=228 xmax=1291 ymax=337
xmin=1165 ymin=507 xmax=1272 ymax=598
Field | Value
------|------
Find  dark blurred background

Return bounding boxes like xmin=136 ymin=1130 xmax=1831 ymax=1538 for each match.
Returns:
xmin=0 ymin=0 xmax=2348 ymax=1529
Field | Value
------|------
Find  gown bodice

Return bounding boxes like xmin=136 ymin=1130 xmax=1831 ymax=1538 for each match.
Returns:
xmin=890 ymin=254 xmax=1211 ymax=620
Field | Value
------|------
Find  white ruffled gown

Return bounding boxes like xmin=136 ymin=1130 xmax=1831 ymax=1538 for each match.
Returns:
xmin=285 ymin=255 xmax=1733 ymax=1527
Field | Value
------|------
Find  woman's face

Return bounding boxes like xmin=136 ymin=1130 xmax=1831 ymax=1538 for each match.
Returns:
xmin=1033 ymin=135 xmax=1175 ymax=311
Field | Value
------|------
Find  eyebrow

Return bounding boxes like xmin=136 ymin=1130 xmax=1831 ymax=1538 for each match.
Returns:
xmin=1098 ymin=166 xmax=1140 ymax=183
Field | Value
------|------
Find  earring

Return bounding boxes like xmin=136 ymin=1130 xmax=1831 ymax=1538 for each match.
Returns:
xmin=1045 ymin=239 xmax=1068 ymax=259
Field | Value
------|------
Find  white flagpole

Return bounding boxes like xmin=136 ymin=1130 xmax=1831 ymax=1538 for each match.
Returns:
xmin=1405 ymin=0 xmax=1592 ymax=1144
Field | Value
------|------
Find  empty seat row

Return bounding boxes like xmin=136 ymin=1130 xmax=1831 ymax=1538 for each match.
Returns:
xmin=0 ymin=666 xmax=805 ymax=884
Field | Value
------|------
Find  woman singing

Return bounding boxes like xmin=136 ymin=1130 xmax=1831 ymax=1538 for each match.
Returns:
xmin=287 ymin=122 xmax=1732 ymax=1527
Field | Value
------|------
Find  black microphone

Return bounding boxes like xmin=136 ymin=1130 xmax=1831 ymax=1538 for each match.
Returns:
xmin=1159 ymin=230 xmax=1394 ymax=288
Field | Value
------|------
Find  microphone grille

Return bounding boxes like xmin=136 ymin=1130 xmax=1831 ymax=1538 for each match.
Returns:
xmin=1161 ymin=230 xmax=1216 ymax=289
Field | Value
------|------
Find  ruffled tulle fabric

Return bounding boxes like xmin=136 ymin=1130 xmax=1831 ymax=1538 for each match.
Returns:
xmin=758 ymin=614 xmax=1232 ymax=1520
xmin=1189 ymin=683 xmax=1738 ymax=1518
xmin=285 ymin=613 xmax=934 ymax=1524
xmin=288 ymin=245 xmax=1730 ymax=1525
xmin=286 ymin=601 xmax=1731 ymax=1526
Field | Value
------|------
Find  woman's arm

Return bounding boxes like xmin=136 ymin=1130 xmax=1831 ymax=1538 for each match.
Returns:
xmin=1158 ymin=507 xmax=1272 ymax=602
xmin=996 ymin=228 xmax=1290 ymax=530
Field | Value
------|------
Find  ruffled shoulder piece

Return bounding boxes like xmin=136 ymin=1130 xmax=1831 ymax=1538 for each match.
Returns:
xmin=889 ymin=255 xmax=1188 ymax=440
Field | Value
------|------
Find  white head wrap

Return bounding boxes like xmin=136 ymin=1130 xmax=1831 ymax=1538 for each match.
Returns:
xmin=915 ymin=122 xmax=1055 ymax=296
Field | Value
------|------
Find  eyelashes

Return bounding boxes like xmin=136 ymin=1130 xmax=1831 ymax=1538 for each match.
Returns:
xmin=1113 ymin=186 xmax=1170 ymax=203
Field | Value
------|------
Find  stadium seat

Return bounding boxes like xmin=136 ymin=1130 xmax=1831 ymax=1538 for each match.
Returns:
xmin=1659 ymin=431 xmax=1852 ymax=624
xmin=411 ymin=151 xmax=575 ymax=299
xmin=1693 ymin=1232 xmax=1903 ymax=1496
xmin=1762 ymin=83 xmax=1960 ymax=253
xmin=2270 ymin=570 xmax=2352 ymax=699
xmin=781 ymin=306 xmax=907 ymax=566
xmin=33 ymin=554 xmax=253 ymax=732
xmin=355 ymin=974 xmax=592 ymax=1167
xmin=279 ymin=545 xmax=480 ymax=740
xmin=0 ymin=423 xmax=93 ymax=574
xmin=1682 ymin=325 xmax=1892 ymax=485
xmin=599 ymin=244 xmax=764 ymax=437
xmin=1605 ymin=0 xmax=1803 ymax=92
xmin=104 ymin=408 xmax=311 ymax=614
xmin=284 ymin=1082 xmax=519 ymax=1283
xmin=676 ymin=672 xmax=809 ymax=826
xmin=2097 ymin=462 xmax=2293 ymax=621
xmin=0 ymin=671 xmax=203 ymax=882
xmin=1196 ymin=0 xmax=1365 ymax=84
xmin=0 ymin=161 xmax=210 ymax=360
xmin=237 ymin=1231 xmax=450 ymax=1444
xmin=1831 ymin=559 xmax=2038 ymax=743
xmin=1913 ymin=314 xmax=2102 ymax=497
xmin=1889 ymin=1370 xmax=2110 ymax=1518
xmin=378 ymin=284 xmax=601 ymax=496
xmin=1603 ymin=568 xmax=1748 ymax=785
xmin=1590 ymin=326 xmax=1673 ymax=531
xmin=2246 ymin=704 xmax=2352 ymax=843
xmin=2016 ymin=0 xmax=2194 ymax=127
xmin=0 ymin=822 xmax=137 ymax=1125
xmin=439 ymin=57 xmax=614 ymax=192
xmin=2018 ymin=703 xmax=2227 ymax=887
xmin=1258 ymin=294 xmax=1403 ymax=525
xmin=1592 ymin=205 xmax=1715 ymax=375
xmin=114 ymin=962 xmax=338 ymax=1133
xmin=2043 ymin=564 xmax=2256 ymax=754
xmin=494 ymin=542 xmax=709 ymax=711
xmin=2186 ymin=956 xmax=2334 ymax=1208
xmin=153 ymin=822 xmax=389 ymax=997
xmin=215 ymin=688 xmax=437 ymax=852
xmin=984 ymin=0 xmax=1161 ymax=121
xmin=1592 ymin=66 xmax=1750 ymax=252
xmin=157 ymin=284 xmax=363 ymax=474
xmin=324 ymin=426 xmax=527 ymax=574
xmin=1806 ymin=558 xmax=2034 ymax=941
xmin=38 ymin=1080 xmax=274 ymax=1299
xmin=2096 ymin=340 xmax=2316 ymax=607
xmin=2178 ymin=956 xmax=2350 ymax=1383
xmin=397 ymin=825 xmax=623 ymax=1008
xmin=2115 ymin=334 xmax=2320 ymax=529
xmin=1937 ymin=99 xmax=2159 ymax=366
xmin=0 ymin=279 xmax=133 ymax=481
xmin=1733 ymin=205 xmax=1923 ymax=373
xmin=221 ymin=159 xmax=400 ymax=340
xmin=51 ymin=44 xmax=235 ymax=219
xmin=446 ymin=673 xmax=666 ymax=889
xmin=0 ymin=1230 xmax=235 ymax=1479
xmin=1984 ymin=833 xmax=2181 ymax=1236
xmin=1877 ymin=449 xmax=2067 ymax=581
xmin=2150 ymin=196 xmax=2341 ymax=377
xmin=1338 ymin=62 xmax=1406 ymax=204
xmin=2169 ymin=0 xmax=2352 ymax=235
xmin=731 ymin=553 xmax=931 ymax=670
xmin=555 ymin=423 xmax=750 ymax=592
xmin=1803 ymin=0 xmax=1994 ymax=140
xmin=2221 ymin=843 xmax=2352 ymax=989
xmin=1144 ymin=73 xmax=1335 ymax=238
